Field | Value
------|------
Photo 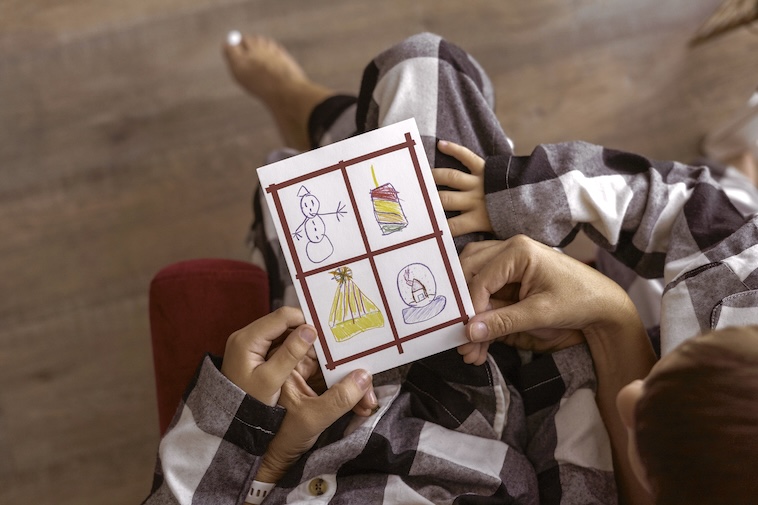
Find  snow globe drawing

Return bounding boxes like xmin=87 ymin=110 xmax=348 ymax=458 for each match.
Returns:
xmin=397 ymin=263 xmax=447 ymax=324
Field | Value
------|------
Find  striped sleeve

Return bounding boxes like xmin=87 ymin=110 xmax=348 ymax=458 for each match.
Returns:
xmin=484 ymin=142 xmax=758 ymax=353
xmin=143 ymin=355 xmax=285 ymax=505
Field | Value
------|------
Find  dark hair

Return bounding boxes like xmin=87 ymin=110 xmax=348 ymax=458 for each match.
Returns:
xmin=635 ymin=326 xmax=758 ymax=505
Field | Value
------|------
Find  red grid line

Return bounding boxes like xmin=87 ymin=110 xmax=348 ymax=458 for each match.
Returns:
xmin=339 ymin=162 xmax=403 ymax=358
xmin=404 ymin=132 xmax=469 ymax=326
xmin=269 ymin=186 xmax=334 ymax=366
xmin=294 ymin=232 xmax=442 ymax=280
xmin=327 ymin=316 xmax=469 ymax=368
xmin=268 ymin=140 xmax=414 ymax=192
xmin=265 ymin=131 xmax=468 ymax=371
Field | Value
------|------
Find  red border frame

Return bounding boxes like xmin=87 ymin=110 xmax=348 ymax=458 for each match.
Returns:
xmin=266 ymin=132 xmax=469 ymax=370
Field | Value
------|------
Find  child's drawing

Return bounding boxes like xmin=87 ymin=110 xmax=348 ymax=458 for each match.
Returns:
xmin=258 ymin=119 xmax=474 ymax=387
xmin=369 ymin=165 xmax=408 ymax=235
xmin=328 ymin=266 xmax=385 ymax=342
xmin=293 ymin=186 xmax=347 ymax=263
xmin=398 ymin=263 xmax=446 ymax=324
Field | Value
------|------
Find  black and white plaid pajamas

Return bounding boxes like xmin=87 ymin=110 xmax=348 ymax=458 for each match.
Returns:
xmin=145 ymin=32 xmax=758 ymax=504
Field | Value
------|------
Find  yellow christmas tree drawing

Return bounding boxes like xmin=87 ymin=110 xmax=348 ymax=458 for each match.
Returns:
xmin=328 ymin=266 xmax=385 ymax=342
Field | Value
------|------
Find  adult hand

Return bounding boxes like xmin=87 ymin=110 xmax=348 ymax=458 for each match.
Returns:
xmin=458 ymin=236 xmax=637 ymax=363
xmin=433 ymin=140 xmax=492 ymax=237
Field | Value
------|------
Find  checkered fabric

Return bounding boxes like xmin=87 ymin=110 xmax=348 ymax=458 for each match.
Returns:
xmin=145 ymin=343 xmax=614 ymax=504
xmin=251 ymin=33 xmax=758 ymax=356
xmin=483 ymin=144 xmax=758 ymax=355
xmin=146 ymin=356 xmax=284 ymax=505
xmin=249 ymin=32 xmax=513 ymax=311
xmin=146 ymin=32 xmax=758 ymax=504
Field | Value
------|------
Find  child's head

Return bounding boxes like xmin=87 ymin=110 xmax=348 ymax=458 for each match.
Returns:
xmin=617 ymin=326 xmax=758 ymax=504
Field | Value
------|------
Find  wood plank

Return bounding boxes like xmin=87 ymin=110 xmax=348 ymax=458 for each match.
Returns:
xmin=1 ymin=0 xmax=757 ymax=503
xmin=0 ymin=0 xmax=246 ymax=57
xmin=0 ymin=296 xmax=156 ymax=502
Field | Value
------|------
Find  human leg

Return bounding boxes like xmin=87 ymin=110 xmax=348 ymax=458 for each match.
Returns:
xmin=223 ymin=34 xmax=348 ymax=151
xmin=357 ymin=32 xmax=513 ymax=174
xmin=356 ymin=32 xmax=514 ymax=251
xmin=224 ymin=34 xmax=360 ymax=308
xmin=230 ymin=33 xmax=516 ymax=306
xmin=225 ymin=32 xmax=514 ymax=162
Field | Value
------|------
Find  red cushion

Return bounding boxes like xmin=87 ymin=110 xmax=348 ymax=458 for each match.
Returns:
xmin=149 ymin=259 xmax=270 ymax=435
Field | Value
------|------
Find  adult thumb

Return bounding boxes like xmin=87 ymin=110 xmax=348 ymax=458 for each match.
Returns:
xmin=466 ymin=298 xmax=545 ymax=342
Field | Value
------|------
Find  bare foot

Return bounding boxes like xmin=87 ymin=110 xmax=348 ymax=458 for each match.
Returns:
xmin=223 ymin=34 xmax=333 ymax=151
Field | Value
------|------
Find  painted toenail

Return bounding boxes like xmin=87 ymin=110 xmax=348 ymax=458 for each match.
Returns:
xmin=227 ymin=30 xmax=242 ymax=46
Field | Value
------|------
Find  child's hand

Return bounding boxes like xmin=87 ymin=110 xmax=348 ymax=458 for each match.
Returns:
xmin=433 ymin=140 xmax=492 ymax=237
xmin=255 ymin=367 xmax=375 ymax=483
xmin=221 ymin=306 xmax=318 ymax=407
xmin=265 ymin=332 xmax=378 ymax=417
xmin=221 ymin=307 xmax=377 ymax=483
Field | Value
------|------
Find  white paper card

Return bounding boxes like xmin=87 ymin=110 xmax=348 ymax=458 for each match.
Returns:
xmin=257 ymin=118 xmax=475 ymax=386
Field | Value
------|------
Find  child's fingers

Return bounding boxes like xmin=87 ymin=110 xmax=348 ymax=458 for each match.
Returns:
xmin=259 ymin=324 xmax=318 ymax=394
xmin=225 ymin=307 xmax=304 ymax=361
xmin=222 ymin=308 xmax=307 ymax=403
xmin=447 ymin=213 xmax=487 ymax=238
xmin=352 ymin=387 xmax=379 ymax=417
xmin=437 ymin=140 xmax=485 ymax=175
xmin=438 ymin=190 xmax=473 ymax=212
xmin=309 ymin=370 xmax=373 ymax=429
xmin=228 ymin=306 xmax=306 ymax=356
xmin=432 ymin=168 xmax=478 ymax=191
xmin=294 ymin=346 xmax=321 ymax=383
xmin=457 ymin=342 xmax=489 ymax=365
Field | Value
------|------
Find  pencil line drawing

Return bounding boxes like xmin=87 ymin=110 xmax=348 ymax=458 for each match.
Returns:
xmin=293 ymin=185 xmax=347 ymax=263
xmin=261 ymin=125 xmax=473 ymax=382
xmin=398 ymin=263 xmax=446 ymax=324
xmin=369 ymin=164 xmax=408 ymax=235
xmin=328 ymin=266 xmax=385 ymax=342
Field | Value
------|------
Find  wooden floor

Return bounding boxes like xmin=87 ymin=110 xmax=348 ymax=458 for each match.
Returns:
xmin=1 ymin=0 xmax=756 ymax=503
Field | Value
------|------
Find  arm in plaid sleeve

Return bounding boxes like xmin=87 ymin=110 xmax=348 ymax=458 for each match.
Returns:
xmin=483 ymin=142 xmax=745 ymax=273
xmin=460 ymin=235 xmax=655 ymax=504
xmin=521 ymin=338 xmax=654 ymax=505
xmin=582 ymin=307 xmax=656 ymax=505
xmin=143 ymin=355 xmax=285 ymax=505
xmin=484 ymin=142 xmax=758 ymax=353
xmin=520 ymin=344 xmax=618 ymax=505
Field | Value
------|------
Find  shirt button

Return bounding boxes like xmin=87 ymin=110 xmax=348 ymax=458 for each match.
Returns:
xmin=308 ymin=477 xmax=328 ymax=496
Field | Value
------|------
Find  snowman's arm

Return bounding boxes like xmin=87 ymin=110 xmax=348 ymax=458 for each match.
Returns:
xmin=323 ymin=201 xmax=348 ymax=222
xmin=292 ymin=219 xmax=306 ymax=240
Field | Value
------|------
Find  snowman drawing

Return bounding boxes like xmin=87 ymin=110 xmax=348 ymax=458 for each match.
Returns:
xmin=292 ymin=186 xmax=347 ymax=263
